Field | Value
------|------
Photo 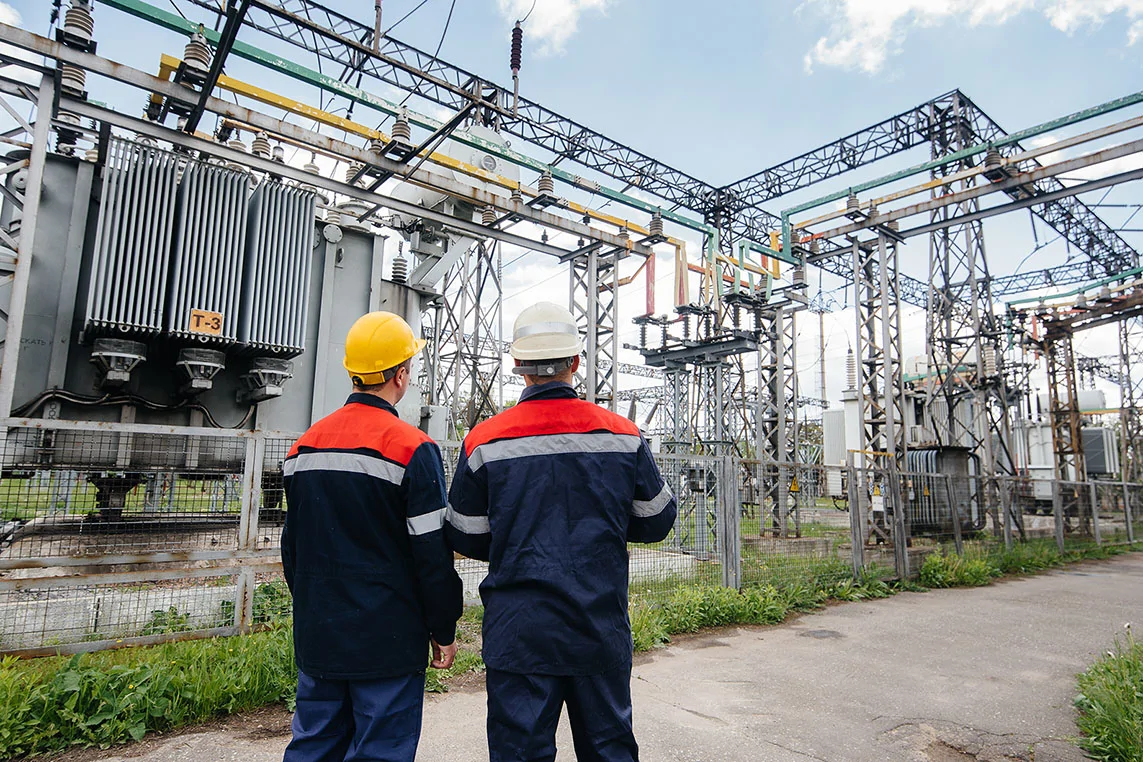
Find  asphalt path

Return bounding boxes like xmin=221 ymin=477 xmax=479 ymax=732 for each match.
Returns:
xmin=78 ymin=553 xmax=1142 ymax=762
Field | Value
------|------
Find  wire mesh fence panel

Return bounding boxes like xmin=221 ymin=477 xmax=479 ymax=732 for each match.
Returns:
xmin=1092 ymin=481 xmax=1131 ymax=545
xmin=0 ymin=426 xmax=250 ymax=562
xmin=440 ymin=442 xmax=463 ymax=483
xmin=0 ymin=570 xmax=240 ymax=653
xmin=253 ymin=437 xmax=295 ymax=552
xmin=844 ymin=465 xmax=906 ymax=581
xmin=1056 ymin=480 xmax=1103 ymax=553
xmin=250 ymin=570 xmax=292 ymax=627
xmin=1129 ymin=483 xmax=1143 ymax=544
xmin=736 ymin=462 xmax=855 ymax=590
xmin=627 ymin=453 xmax=724 ymax=604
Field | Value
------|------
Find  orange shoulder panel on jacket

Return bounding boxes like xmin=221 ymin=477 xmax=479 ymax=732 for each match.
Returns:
xmin=465 ymin=397 xmax=640 ymax=454
xmin=287 ymin=402 xmax=431 ymax=465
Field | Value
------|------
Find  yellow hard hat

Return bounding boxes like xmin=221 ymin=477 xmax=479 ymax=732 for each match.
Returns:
xmin=343 ymin=311 xmax=426 ymax=385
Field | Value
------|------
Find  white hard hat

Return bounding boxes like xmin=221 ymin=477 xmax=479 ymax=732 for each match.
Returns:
xmin=510 ymin=301 xmax=583 ymax=361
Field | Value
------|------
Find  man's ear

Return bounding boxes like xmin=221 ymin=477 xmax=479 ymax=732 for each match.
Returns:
xmin=571 ymin=356 xmax=581 ymax=373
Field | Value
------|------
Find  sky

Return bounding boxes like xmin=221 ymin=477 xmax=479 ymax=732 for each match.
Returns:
xmin=3 ymin=0 xmax=1142 ymax=413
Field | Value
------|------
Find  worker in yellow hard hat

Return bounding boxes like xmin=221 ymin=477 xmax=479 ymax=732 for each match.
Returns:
xmin=446 ymin=301 xmax=677 ymax=762
xmin=281 ymin=311 xmax=462 ymax=762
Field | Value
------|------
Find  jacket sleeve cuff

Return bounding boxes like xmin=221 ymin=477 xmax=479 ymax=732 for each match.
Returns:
xmin=431 ymin=627 xmax=457 ymax=647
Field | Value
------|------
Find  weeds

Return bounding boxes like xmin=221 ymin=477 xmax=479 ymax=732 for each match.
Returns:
xmin=918 ymin=551 xmax=1000 ymax=588
xmin=1075 ymin=628 xmax=1143 ymax=762
xmin=0 ymin=624 xmax=296 ymax=758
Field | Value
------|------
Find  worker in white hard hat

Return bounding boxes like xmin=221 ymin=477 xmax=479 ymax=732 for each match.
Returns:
xmin=446 ymin=301 xmax=677 ymax=762
xmin=281 ymin=311 xmax=463 ymax=762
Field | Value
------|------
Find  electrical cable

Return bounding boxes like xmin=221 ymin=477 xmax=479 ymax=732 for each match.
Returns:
xmin=395 ymin=0 xmax=456 ymax=109
xmin=382 ymin=0 xmax=433 ymax=37
xmin=168 ymin=0 xmax=190 ymax=21
xmin=13 ymin=390 xmax=255 ymax=429
xmin=520 ymin=0 xmax=538 ymax=23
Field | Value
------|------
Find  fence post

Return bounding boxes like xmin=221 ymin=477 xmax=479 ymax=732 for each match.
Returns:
xmin=1090 ymin=481 xmax=1102 ymax=546
xmin=945 ymin=474 xmax=963 ymax=556
xmin=888 ymin=463 xmax=910 ymax=580
xmin=996 ymin=476 xmax=1013 ymax=551
xmin=1052 ymin=481 xmax=1066 ymax=554
xmin=719 ymin=456 xmax=741 ymax=589
xmin=846 ymin=452 xmax=864 ymax=579
xmin=1126 ymin=482 xmax=1136 ymax=544
xmin=236 ymin=435 xmax=265 ymax=633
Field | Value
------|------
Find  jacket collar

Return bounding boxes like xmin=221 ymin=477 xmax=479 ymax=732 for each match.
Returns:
xmin=345 ymin=392 xmax=400 ymax=418
xmin=519 ymin=380 xmax=579 ymax=402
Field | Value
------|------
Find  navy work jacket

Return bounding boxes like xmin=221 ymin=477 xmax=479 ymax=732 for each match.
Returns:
xmin=446 ymin=381 xmax=677 ymax=675
xmin=282 ymin=393 xmax=463 ymax=680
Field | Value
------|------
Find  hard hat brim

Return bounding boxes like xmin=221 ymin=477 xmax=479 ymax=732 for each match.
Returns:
xmin=509 ymin=334 xmax=582 ymax=361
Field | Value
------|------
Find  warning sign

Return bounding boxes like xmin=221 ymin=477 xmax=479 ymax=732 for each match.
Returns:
xmin=789 ymin=476 xmax=800 ymax=493
xmin=189 ymin=309 xmax=223 ymax=336
xmin=872 ymin=484 xmax=881 ymax=497
xmin=923 ymin=486 xmax=930 ymax=497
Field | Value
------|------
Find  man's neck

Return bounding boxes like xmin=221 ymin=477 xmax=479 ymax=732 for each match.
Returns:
xmin=356 ymin=387 xmax=403 ymax=407
xmin=524 ymin=374 xmax=573 ymax=387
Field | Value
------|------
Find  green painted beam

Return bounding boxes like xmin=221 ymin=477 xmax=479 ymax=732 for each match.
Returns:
xmin=1006 ymin=265 xmax=1143 ymax=307
xmin=784 ymin=90 xmax=1143 ymax=219
xmin=100 ymin=0 xmax=716 ymax=236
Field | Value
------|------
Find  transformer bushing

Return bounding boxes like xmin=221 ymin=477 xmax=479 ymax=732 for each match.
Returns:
xmin=239 ymin=358 xmax=294 ymax=403
xmin=89 ymin=338 xmax=147 ymax=389
xmin=175 ymin=347 xmax=226 ymax=395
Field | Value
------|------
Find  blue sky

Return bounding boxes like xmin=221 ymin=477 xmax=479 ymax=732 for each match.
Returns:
xmin=4 ymin=0 xmax=1143 ymax=408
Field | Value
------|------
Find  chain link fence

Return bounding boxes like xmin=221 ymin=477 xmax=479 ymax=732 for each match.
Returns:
xmin=1 ymin=418 xmax=1138 ymax=655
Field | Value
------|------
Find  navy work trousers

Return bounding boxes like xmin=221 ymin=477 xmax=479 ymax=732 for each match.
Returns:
xmin=283 ymin=670 xmax=424 ymax=762
xmin=486 ymin=666 xmax=639 ymax=762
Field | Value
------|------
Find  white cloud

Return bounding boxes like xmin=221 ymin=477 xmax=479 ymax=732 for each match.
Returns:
xmin=803 ymin=0 xmax=1143 ymax=74
xmin=497 ymin=0 xmax=608 ymax=56
xmin=0 ymin=2 xmax=19 ymax=26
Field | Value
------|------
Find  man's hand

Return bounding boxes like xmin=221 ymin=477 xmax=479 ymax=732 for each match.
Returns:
xmin=431 ymin=639 xmax=458 ymax=670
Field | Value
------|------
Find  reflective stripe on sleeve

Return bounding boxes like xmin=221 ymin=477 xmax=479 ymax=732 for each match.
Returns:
xmin=632 ymin=483 xmax=673 ymax=518
xmin=282 ymin=451 xmax=405 ymax=485
xmin=407 ymin=507 xmax=446 ymax=536
xmin=446 ymin=503 xmax=491 ymax=535
xmin=468 ymin=432 xmax=641 ymax=471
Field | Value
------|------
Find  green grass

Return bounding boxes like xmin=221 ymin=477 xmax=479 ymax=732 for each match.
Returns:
xmin=0 ymin=624 xmax=297 ymax=758
xmin=0 ymin=543 xmax=1137 ymax=757
xmin=1075 ymin=630 xmax=1143 ymax=762
xmin=918 ymin=550 xmax=1001 ymax=588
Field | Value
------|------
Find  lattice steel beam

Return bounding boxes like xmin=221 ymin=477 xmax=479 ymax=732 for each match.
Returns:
xmin=163 ymin=0 xmax=718 ymax=211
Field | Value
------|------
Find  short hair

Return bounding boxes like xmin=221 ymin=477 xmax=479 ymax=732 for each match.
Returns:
xmin=353 ymin=359 xmax=411 ymax=391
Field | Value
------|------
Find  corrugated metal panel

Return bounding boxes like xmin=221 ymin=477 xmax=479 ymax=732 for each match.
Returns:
xmin=84 ymin=138 xmax=179 ymax=335
xmin=165 ymin=162 xmax=251 ymax=345
xmin=239 ymin=181 xmax=316 ymax=357
xmin=822 ymin=409 xmax=846 ymax=466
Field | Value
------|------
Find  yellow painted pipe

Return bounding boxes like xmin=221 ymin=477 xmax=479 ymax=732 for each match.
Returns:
xmin=154 ymin=54 xmax=688 ymax=250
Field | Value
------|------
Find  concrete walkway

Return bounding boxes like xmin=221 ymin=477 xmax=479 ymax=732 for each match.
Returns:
xmin=86 ymin=554 xmax=1142 ymax=762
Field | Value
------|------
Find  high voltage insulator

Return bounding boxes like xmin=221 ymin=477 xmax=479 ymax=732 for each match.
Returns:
xmin=538 ymin=169 xmax=554 ymax=195
xmin=184 ymin=30 xmax=212 ymax=72
xmin=63 ymin=0 xmax=94 ymax=45
xmin=846 ymin=192 xmax=859 ymax=216
xmin=345 ymin=162 xmax=362 ymax=184
xmin=60 ymin=65 xmax=86 ymax=96
xmin=510 ymin=22 xmax=523 ymax=117
xmin=510 ymin=22 xmax=523 ymax=73
xmin=392 ymin=109 xmax=411 ymax=143
xmin=649 ymin=211 xmax=664 ymax=238
xmin=482 ymin=206 xmax=497 ymax=226
xmin=251 ymin=131 xmax=271 ymax=159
